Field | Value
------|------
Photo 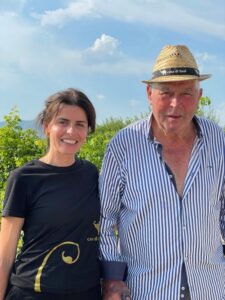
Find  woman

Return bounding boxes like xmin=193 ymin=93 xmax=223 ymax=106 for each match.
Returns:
xmin=0 ymin=88 xmax=101 ymax=299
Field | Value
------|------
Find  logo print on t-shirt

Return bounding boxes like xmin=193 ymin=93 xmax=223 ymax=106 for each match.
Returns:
xmin=34 ymin=241 xmax=80 ymax=293
xmin=93 ymin=220 xmax=100 ymax=235
xmin=87 ymin=220 xmax=100 ymax=242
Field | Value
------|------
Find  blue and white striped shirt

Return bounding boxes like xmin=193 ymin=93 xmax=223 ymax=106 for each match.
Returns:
xmin=99 ymin=116 xmax=225 ymax=300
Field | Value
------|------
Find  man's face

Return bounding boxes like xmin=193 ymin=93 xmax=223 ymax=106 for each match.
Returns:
xmin=147 ymin=80 xmax=202 ymax=136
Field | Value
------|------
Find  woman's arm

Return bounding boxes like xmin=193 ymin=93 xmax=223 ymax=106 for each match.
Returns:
xmin=0 ymin=217 xmax=24 ymax=300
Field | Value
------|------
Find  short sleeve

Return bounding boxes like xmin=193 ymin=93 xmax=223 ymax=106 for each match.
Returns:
xmin=2 ymin=170 xmax=28 ymax=218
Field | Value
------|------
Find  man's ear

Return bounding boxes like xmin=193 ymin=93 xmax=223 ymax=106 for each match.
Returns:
xmin=199 ymin=88 xmax=203 ymax=99
xmin=147 ymin=85 xmax=153 ymax=105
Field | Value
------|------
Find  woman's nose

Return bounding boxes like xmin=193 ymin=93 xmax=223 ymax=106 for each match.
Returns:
xmin=66 ymin=125 xmax=75 ymax=135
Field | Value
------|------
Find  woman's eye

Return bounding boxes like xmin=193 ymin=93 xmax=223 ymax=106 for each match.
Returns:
xmin=76 ymin=123 xmax=87 ymax=129
xmin=57 ymin=119 xmax=68 ymax=125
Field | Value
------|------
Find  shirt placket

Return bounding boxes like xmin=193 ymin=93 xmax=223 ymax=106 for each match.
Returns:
xmin=154 ymin=136 xmax=203 ymax=300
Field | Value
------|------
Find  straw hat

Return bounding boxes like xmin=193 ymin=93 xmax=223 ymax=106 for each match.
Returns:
xmin=142 ymin=45 xmax=211 ymax=84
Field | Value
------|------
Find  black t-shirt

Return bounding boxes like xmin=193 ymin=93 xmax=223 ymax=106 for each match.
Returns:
xmin=3 ymin=159 xmax=100 ymax=294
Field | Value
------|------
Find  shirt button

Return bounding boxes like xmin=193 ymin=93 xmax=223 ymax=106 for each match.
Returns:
xmin=181 ymin=286 xmax=185 ymax=290
xmin=181 ymin=294 xmax=185 ymax=298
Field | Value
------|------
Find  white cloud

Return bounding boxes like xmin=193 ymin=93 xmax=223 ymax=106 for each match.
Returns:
xmin=95 ymin=94 xmax=105 ymax=101
xmin=83 ymin=34 xmax=122 ymax=64
xmin=36 ymin=0 xmax=225 ymax=40
xmin=0 ymin=11 xmax=221 ymax=87
xmin=0 ymin=13 xmax=40 ymax=72
xmin=48 ymin=35 xmax=148 ymax=76
xmin=194 ymin=52 xmax=225 ymax=77
xmin=0 ymin=13 xmax=149 ymax=90
xmin=196 ymin=52 xmax=216 ymax=62
xmin=81 ymin=33 xmax=148 ymax=74
xmin=90 ymin=34 xmax=119 ymax=56
xmin=39 ymin=0 xmax=98 ymax=27
xmin=195 ymin=52 xmax=217 ymax=75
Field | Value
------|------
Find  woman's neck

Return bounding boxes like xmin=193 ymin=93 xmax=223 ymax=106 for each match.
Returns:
xmin=39 ymin=154 xmax=75 ymax=167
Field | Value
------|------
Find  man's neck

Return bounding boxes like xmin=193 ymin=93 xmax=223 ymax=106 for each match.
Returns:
xmin=151 ymin=120 xmax=197 ymax=146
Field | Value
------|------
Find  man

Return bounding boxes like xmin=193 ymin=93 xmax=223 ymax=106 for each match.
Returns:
xmin=99 ymin=45 xmax=225 ymax=300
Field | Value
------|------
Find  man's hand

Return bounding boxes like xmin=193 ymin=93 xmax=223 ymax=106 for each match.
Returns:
xmin=102 ymin=280 xmax=131 ymax=300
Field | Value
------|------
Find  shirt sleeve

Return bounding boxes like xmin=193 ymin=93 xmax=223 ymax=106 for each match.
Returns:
xmin=99 ymin=146 xmax=127 ymax=280
xmin=220 ymin=144 xmax=225 ymax=243
xmin=2 ymin=170 xmax=28 ymax=218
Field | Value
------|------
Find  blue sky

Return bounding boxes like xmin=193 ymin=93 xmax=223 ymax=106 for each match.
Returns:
xmin=1 ymin=0 xmax=225 ymax=126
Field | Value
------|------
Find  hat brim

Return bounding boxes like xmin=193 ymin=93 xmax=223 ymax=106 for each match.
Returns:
xmin=142 ymin=74 xmax=211 ymax=84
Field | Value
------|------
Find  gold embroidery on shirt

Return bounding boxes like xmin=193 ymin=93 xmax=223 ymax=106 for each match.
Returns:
xmin=87 ymin=221 xmax=100 ymax=241
xmin=93 ymin=221 xmax=100 ymax=235
xmin=34 ymin=241 xmax=80 ymax=293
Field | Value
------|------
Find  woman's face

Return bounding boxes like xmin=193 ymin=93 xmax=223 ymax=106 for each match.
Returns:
xmin=44 ymin=104 xmax=88 ymax=165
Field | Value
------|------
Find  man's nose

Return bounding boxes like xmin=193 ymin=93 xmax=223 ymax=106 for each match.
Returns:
xmin=170 ymin=96 xmax=180 ymax=107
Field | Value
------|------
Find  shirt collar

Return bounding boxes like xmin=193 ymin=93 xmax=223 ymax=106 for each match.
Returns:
xmin=147 ymin=113 xmax=203 ymax=142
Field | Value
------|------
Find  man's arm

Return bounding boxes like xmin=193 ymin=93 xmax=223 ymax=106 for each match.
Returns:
xmin=99 ymin=147 xmax=130 ymax=299
xmin=220 ymin=143 xmax=225 ymax=254
xmin=102 ymin=280 xmax=131 ymax=300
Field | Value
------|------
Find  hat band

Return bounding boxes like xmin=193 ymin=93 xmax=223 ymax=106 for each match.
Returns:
xmin=152 ymin=67 xmax=200 ymax=79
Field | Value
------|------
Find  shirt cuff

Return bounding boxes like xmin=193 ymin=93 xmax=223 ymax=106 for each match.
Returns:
xmin=101 ymin=260 xmax=127 ymax=281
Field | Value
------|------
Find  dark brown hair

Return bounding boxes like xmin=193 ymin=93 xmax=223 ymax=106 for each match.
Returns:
xmin=37 ymin=88 xmax=96 ymax=133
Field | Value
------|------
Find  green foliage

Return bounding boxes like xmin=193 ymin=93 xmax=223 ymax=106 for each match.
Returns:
xmin=0 ymin=108 xmax=46 ymax=214
xmin=197 ymin=96 xmax=219 ymax=124
xmin=0 ymin=98 xmax=220 ymax=212
xmin=78 ymin=116 xmax=141 ymax=169
xmin=0 ymin=98 xmax=222 ymax=253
